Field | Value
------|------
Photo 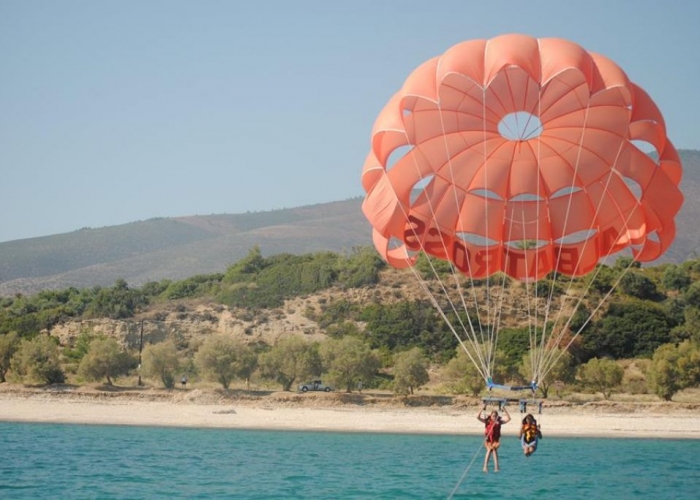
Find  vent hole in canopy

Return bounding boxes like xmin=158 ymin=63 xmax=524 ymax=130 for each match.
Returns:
xmin=498 ymin=111 xmax=543 ymax=141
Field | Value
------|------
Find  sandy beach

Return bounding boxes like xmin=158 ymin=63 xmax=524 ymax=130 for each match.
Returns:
xmin=1 ymin=387 xmax=699 ymax=439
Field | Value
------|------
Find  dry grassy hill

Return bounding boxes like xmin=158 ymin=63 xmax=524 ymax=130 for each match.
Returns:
xmin=2 ymin=149 xmax=699 ymax=297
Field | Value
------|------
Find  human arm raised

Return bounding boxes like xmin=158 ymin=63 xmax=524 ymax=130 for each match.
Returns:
xmin=501 ymin=406 xmax=511 ymax=424
xmin=476 ymin=405 xmax=487 ymax=423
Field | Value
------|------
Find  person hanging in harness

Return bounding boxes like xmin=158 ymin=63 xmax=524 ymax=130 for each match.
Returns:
xmin=519 ymin=413 xmax=542 ymax=457
xmin=477 ymin=405 xmax=511 ymax=473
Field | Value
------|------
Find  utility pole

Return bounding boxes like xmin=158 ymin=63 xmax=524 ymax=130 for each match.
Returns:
xmin=138 ymin=320 xmax=144 ymax=386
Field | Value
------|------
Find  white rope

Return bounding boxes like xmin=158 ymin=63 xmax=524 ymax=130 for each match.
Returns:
xmin=447 ymin=439 xmax=485 ymax=500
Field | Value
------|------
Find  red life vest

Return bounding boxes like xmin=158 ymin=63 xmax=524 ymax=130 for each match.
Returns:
xmin=484 ymin=417 xmax=502 ymax=442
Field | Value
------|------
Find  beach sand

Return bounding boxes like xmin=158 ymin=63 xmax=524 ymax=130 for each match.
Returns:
xmin=1 ymin=387 xmax=699 ymax=439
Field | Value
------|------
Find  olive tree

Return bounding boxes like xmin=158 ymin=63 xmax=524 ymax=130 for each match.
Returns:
xmin=520 ymin=348 xmax=575 ymax=398
xmin=647 ymin=341 xmax=700 ymax=401
xmin=392 ymin=347 xmax=429 ymax=396
xmin=258 ymin=336 xmax=321 ymax=391
xmin=320 ymin=336 xmax=380 ymax=393
xmin=10 ymin=335 xmax=65 ymax=385
xmin=78 ymin=337 xmax=134 ymax=386
xmin=0 ymin=332 xmax=20 ymax=382
xmin=195 ymin=335 xmax=257 ymax=389
xmin=141 ymin=340 xmax=180 ymax=388
xmin=577 ymin=357 xmax=623 ymax=399
xmin=443 ymin=347 xmax=485 ymax=397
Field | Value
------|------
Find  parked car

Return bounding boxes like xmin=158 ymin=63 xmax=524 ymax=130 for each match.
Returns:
xmin=298 ymin=380 xmax=333 ymax=392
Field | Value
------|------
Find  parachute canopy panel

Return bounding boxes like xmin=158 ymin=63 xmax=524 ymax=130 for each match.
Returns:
xmin=361 ymin=33 xmax=683 ymax=281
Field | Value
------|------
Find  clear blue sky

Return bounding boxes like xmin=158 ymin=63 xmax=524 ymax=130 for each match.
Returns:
xmin=1 ymin=1 xmax=698 ymax=243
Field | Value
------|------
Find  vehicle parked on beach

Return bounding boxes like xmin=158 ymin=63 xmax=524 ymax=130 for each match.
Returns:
xmin=298 ymin=380 xmax=333 ymax=392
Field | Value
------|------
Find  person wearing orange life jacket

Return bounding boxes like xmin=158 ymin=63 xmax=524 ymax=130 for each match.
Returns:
xmin=519 ymin=413 xmax=542 ymax=457
xmin=477 ymin=405 xmax=511 ymax=473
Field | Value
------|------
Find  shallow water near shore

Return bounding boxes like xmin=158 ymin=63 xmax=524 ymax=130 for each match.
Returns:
xmin=1 ymin=422 xmax=698 ymax=499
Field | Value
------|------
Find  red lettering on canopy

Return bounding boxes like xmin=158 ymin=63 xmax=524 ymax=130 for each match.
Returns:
xmin=473 ymin=247 xmax=500 ymax=277
xmin=599 ymin=226 xmax=621 ymax=254
xmin=555 ymin=246 xmax=579 ymax=274
xmin=404 ymin=215 xmax=426 ymax=250
xmin=452 ymin=240 xmax=471 ymax=274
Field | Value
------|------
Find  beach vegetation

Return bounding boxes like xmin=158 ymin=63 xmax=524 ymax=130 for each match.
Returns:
xmin=78 ymin=337 xmax=134 ymax=385
xmin=1 ymin=248 xmax=700 ymax=401
xmin=520 ymin=348 xmax=575 ymax=398
xmin=392 ymin=347 xmax=429 ymax=396
xmin=195 ymin=335 xmax=257 ymax=389
xmin=443 ymin=348 xmax=484 ymax=397
xmin=258 ymin=336 xmax=321 ymax=391
xmin=647 ymin=341 xmax=700 ymax=400
xmin=10 ymin=335 xmax=65 ymax=385
xmin=63 ymin=330 xmax=95 ymax=373
xmin=577 ymin=357 xmax=624 ymax=399
xmin=320 ymin=336 xmax=380 ymax=393
xmin=0 ymin=331 xmax=21 ymax=382
xmin=141 ymin=340 xmax=180 ymax=388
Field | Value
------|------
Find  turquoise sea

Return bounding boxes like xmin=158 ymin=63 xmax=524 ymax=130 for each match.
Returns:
xmin=1 ymin=422 xmax=698 ymax=499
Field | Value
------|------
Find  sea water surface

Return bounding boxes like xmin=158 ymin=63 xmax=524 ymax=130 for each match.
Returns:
xmin=1 ymin=421 xmax=698 ymax=499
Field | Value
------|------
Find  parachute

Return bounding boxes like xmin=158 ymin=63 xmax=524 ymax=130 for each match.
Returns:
xmin=361 ymin=34 xmax=683 ymax=389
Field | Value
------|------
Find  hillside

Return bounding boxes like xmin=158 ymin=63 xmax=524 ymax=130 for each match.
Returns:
xmin=1 ymin=149 xmax=699 ymax=297
xmin=0 ymin=198 xmax=371 ymax=296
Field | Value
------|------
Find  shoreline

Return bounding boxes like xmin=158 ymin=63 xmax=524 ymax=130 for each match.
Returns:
xmin=1 ymin=387 xmax=699 ymax=439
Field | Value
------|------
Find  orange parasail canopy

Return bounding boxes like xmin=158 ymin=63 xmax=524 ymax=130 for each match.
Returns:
xmin=361 ymin=34 xmax=683 ymax=281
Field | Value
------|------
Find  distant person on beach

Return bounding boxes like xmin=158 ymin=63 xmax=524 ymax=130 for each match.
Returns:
xmin=477 ymin=405 xmax=511 ymax=473
xmin=519 ymin=413 xmax=542 ymax=457
xmin=181 ymin=375 xmax=187 ymax=389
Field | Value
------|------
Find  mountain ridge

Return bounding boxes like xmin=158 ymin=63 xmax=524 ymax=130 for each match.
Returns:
xmin=2 ymin=149 xmax=699 ymax=297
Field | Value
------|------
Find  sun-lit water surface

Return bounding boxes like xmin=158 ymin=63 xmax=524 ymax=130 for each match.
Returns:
xmin=1 ymin=422 xmax=698 ymax=499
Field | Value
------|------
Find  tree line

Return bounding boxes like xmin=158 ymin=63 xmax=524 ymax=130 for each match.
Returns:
xmin=0 ymin=247 xmax=699 ymax=401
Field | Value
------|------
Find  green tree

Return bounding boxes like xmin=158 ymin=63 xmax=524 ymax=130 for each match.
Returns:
xmin=586 ymin=264 xmax=616 ymax=294
xmin=494 ymin=327 xmax=531 ymax=381
xmin=647 ymin=341 xmax=700 ymax=401
xmin=84 ymin=280 xmax=148 ymax=319
xmin=0 ymin=332 xmax=20 ymax=382
xmin=577 ymin=357 xmax=623 ymax=399
xmin=619 ymin=272 xmax=657 ymax=300
xmin=320 ymin=336 xmax=380 ymax=393
xmin=443 ymin=348 xmax=484 ymax=397
xmin=258 ymin=336 xmax=321 ymax=391
xmin=63 ymin=331 xmax=95 ymax=371
xmin=195 ymin=335 xmax=257 ymax=389
xmin=359 ymin=300 xmax=457 ymax=360
xmin=78 ymin=337 xmax=134 ymax=385
xmin=336 ymin=247 xmax=385 ymax=287
xmin=520 ymin=348 xmax=575 ymax=398
xmin=583 ymin=301 xmax=675 ymax=359
xmin=141 ymin=340 xmax=180 ymax=388
xmin=392 ymin=347 xmax=429 ymax=396
xmin=662 ymin=265 xmax=691 ymax=292
xmin=10 ymin=335 xmax=65 ymax=385
xmin=683 ymin=281 xmax=700 ymax=308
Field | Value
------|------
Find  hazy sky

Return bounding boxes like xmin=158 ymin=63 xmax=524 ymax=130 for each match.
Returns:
xmin=1 ymin=1 xmax=698 ymax=243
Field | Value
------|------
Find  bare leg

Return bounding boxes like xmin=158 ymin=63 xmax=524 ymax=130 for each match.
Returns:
xmin=483 ymin=443 xmax=492 ymax=472
xmin=493 ymin=448 xmax=500 ymax=472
